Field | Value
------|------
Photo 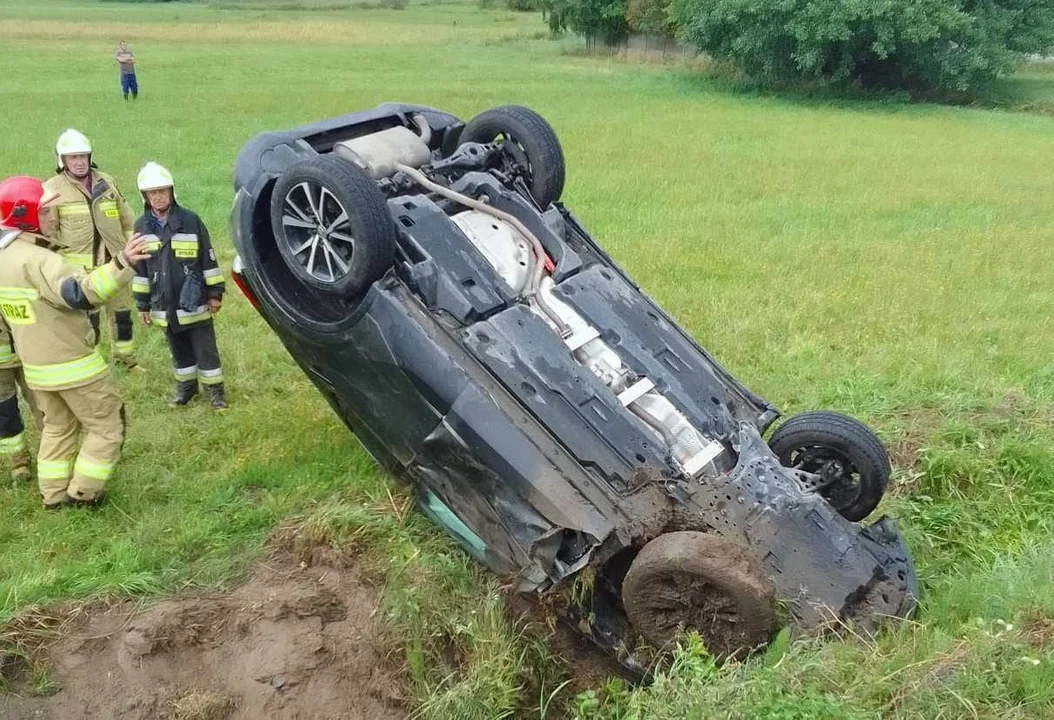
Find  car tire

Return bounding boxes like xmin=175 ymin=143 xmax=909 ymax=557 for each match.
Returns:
xmin=767 ymin=411 xmax=891 ymax=522
xmin=622 ymin=531 xmax=776 ymax=659
xmin=459 ymin=105 xmax=565 ymax=208
xmin=269 ymin=155 xmax=395 ymax=299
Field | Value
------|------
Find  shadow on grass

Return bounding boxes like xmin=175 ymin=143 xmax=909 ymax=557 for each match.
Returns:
xmin=975 ymin=64 xmax=1054 ymax=115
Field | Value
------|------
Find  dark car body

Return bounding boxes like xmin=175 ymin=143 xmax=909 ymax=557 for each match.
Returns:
xmin=229 ymin=103 xmax=917 ymax=665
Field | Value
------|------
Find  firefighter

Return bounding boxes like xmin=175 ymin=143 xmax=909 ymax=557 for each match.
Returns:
xmin=133 ymin=163 xmax=228 ymax=410
xmin=0 ymin=316 xmax=42 ymax=483
xmin=43 ymin=129 xmax=140 ymax=369
xmin=0 ymin=175 xmax=150 ymax=509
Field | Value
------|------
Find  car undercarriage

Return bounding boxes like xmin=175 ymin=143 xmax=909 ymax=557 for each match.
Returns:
xmin=229 ymin=102 xmax=918 ymax=667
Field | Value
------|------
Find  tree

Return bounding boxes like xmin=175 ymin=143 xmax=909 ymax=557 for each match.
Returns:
xmin=547 ymin=0 xmax=630 ymax=45
xmin=626 ymin=0 xmax=674 ymax=37
xmin=506 ymin=0 xmax=544 ymax=10
xmin=670 ymin=0 xmax=1054 ymax=94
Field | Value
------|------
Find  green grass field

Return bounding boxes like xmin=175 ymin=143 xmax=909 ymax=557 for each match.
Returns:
xmin=2 ymin=1 xmax=1054 ymax=717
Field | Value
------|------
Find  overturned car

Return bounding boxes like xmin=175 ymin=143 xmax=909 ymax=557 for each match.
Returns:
xmin=228 ymin=103 xmax=917 ymax=666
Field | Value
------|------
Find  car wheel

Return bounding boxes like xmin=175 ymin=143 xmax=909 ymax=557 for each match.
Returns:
xmin=459 ymin=105 xmax=565 ymax=208
xmin=269 ymin=155 xmax=395 ymax=299
xmin=768 ymin=411 xmax=891 ymax=522
xmin=621 ymin=532 xmax=776 ymax=659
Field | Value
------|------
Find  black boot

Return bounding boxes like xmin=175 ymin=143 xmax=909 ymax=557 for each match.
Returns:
xmin=204 ymin=383 xmax=228 ymax=411
xmin=169 ymin=380 xmax=199 ymax=407
xmin=44 ymin=490 xmax=107 ymax=510
xmin=62 ymin=491 xmax=107 ymax=509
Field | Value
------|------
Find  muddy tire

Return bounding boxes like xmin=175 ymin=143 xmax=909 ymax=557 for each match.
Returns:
xmin=459 ymin=105 xmax=565 ymax=208
xmin=768 ymin=411 xmax=890 ymax=522
xmin=621 ymin=532 xmax=776 ymax=659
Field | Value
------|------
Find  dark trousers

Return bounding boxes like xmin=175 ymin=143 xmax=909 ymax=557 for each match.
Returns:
xmin=121 ymin=72 xmax=138 ymax=98
xmin=0 ymin=367 xmax=41 ymax=455
xmin=90 ymin=310 xmax=133 ymax=346
xmin=166 ymin=323 xmax=223 ymax=386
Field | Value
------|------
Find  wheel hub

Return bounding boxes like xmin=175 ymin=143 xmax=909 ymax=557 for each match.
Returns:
xmin=280 ymin=181 xmax=356 ymax=284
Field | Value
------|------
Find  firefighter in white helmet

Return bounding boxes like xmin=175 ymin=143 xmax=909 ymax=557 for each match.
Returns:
xmin=133 ymin=163 xmax=228 ymax=409
xmin=43 ymin=129 xmax=141 ymax=369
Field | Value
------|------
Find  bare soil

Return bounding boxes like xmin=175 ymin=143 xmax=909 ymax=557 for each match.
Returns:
xmin=503 ymin=591 xmax=632 ymax=695
xmin=0 ymin=554 xmax=407 ymax=720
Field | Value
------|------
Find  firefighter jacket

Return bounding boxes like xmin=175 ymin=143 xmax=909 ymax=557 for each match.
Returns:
xmin=0 ymin=231 xmax=134 ymax=391
xmin=0 ymin=317 xmax=18 ymax=371
xmin=43 ymin=170 xmax=136 ymax=270
xmin=132 ymin=205 xmax=225 ymax=332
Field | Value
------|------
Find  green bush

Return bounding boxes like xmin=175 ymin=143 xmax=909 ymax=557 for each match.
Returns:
xmin=670 ymin=0 xmax=1054 ymax=95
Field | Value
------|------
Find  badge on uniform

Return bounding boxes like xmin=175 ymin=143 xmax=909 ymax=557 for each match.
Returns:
xmin=99 ymin=199 xmax=119 ymax=219
xmin=1 ymin=300 xmax=36 ymax=325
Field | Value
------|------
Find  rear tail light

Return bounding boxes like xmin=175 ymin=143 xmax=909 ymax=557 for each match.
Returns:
xmin=230 ymin=255 xmax=260 ymax=311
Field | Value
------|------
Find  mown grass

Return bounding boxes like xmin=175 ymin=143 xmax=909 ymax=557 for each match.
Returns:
xmin=2 ymin=1 xmax=1054 ymax=717
xmin=0 ymin=0 xmax=541 ymax=45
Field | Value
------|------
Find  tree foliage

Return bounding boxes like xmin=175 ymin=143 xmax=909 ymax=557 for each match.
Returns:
xmin=669 ymin=0 xmax=1054 ymax=94
xmin=545 ymin=0 xmax=629 ymax=44
xmin=625 ymin=0 xmax=674 ymax=36
xmin=505 ymin=0 xmax=544 ymax=10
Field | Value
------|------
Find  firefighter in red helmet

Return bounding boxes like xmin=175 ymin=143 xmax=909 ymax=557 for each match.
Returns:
xmin=0 ymin=178 xmax=48 ymax=483
xmin=0 ymin=176 xmax=150 ymax=508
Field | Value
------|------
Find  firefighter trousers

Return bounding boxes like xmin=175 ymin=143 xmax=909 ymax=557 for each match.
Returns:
xmin=89 ymin=287 xmax=136 ymax=364
xmin=91 ymin=247 xmax=135 ymax=363
xmin=34 ymin=376 xmax=126 ymax=506
xmin=0 ymin=367 xmax=41 ymax=458
xmin=167 ymin=323 xmax=223 ymax=386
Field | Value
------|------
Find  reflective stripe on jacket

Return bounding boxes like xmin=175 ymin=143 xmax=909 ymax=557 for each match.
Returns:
xmin=43 ymin=170 xmax=136 ymax=268
xmin=0 ymin=234 xmax=134 ymax=391
xmin=133 ymin=205 xmax=225 ymax=332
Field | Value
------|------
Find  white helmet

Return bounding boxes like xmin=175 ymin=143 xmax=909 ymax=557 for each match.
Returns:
xmin=55 ymin=129 xmax=92 ymax=166
xmin=137 ymin=162 xmax=174 ymax=192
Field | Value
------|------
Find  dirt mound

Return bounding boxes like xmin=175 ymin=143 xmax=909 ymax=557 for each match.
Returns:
xmin=0 ymin=555 xmax=407 ymax=720
xmin=503 ymin=591 xmax=632 ymax=695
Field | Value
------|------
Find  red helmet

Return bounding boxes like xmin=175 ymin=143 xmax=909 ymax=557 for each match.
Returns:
xmin=0 ymin=176 xmax=58 ymax=232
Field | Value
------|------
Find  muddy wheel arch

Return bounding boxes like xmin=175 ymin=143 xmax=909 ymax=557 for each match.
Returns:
xmin=621 ymin=531 xmax=776 ymax=659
